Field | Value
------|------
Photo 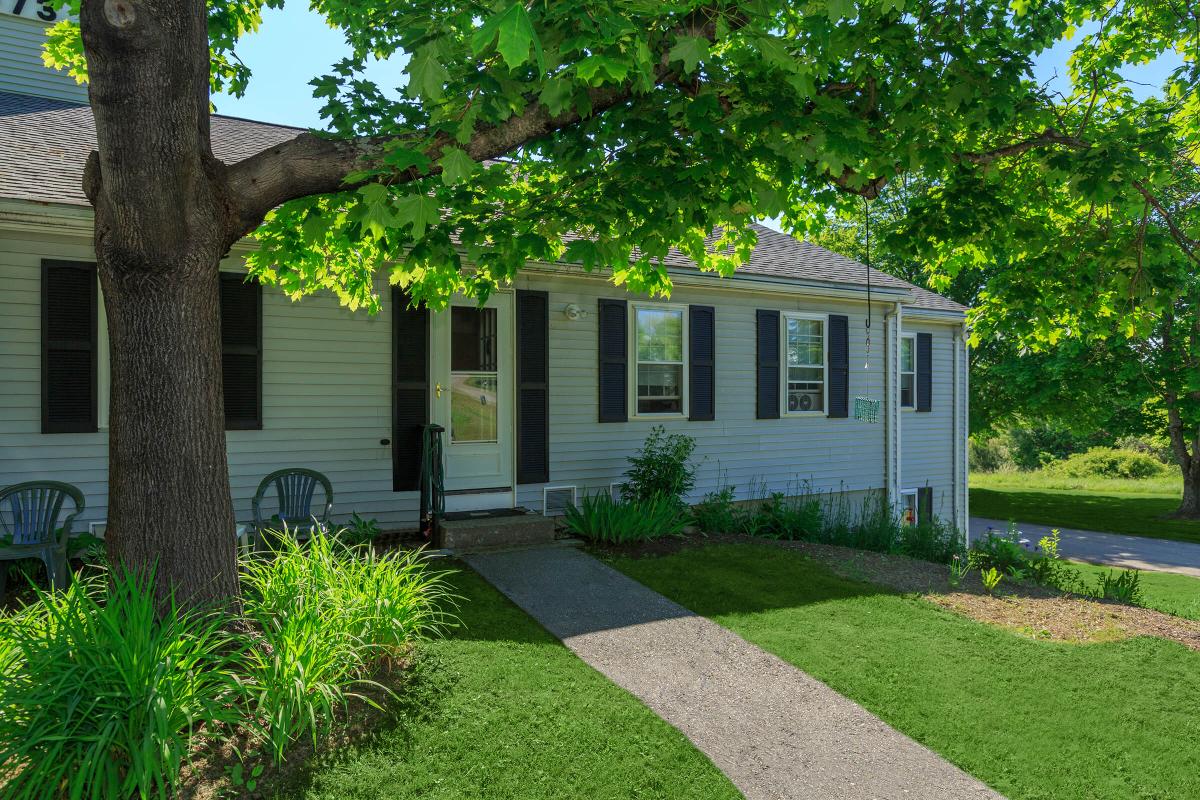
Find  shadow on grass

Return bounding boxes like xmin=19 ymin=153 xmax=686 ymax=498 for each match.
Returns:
xmin=971 ymin=487 xmax=1200 ymax=544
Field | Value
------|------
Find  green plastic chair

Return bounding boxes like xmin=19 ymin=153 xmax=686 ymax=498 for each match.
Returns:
xmin=251 ymin=468 xmax=333 ymax=547
xmin=0 ymin=481 xmax=85 ymax=600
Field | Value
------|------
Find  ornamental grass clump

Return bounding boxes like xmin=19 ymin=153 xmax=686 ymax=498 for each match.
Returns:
xmin=0 ymin=531 xmax=455 ymax=796
xmin=0 ymin=570 xmax=241 ymax=800
xmin=240 ymin=532 xmax=456 ymax=761
xmin=562 ymin=492 xmax=689 ymax=543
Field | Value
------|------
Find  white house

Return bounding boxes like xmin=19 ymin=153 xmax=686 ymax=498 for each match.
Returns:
xmin=0 ymin=12 xmax=969 ymax=537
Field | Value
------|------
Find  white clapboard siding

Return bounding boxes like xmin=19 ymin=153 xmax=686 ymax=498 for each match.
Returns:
xmin=2 ymin=226 xmax=965 ymax=533
xmin=512 ymin=273 xmax=892 ymax=511
xmin=899 ymin=320 xmax=959 ymax=521
xmin=0 ymin=15 xmax=87 ymax=104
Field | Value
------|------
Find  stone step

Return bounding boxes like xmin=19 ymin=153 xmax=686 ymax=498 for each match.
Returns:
xmin=437 ymin=509 xmax=557 ymax=552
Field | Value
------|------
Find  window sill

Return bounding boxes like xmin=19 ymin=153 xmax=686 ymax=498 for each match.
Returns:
xmin=629 ymin=413 xmax=688 ymax=421
xmin=782 ymin=411 xmax=826 ymax=418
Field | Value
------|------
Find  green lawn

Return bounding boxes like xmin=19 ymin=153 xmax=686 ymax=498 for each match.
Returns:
xmin=1067 ymin=560 xmax=1200 ymax=621
xmin=970 ymin=473 xmax=1200 ymax=544
xmin=610 ymin=544 xmax=1200 ymax=800
xmin=278 ymin=567 xmax=738 ymax=800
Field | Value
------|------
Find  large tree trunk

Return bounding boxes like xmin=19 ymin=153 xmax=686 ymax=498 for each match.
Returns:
xmin=1175 ymin=457 xmax=1200 ymax=519
xmin=82 ymin=0 xmax=242 ymax=607
xmin=99 ymin=245 xmax=241 ymax=607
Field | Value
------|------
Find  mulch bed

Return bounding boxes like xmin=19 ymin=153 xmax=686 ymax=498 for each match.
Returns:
xmin=588 ymin=532 xmax=1200 ymax=652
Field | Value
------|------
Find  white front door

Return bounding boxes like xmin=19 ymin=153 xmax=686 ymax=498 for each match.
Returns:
xmin=429 ymin=293 xmax=515 ymax=511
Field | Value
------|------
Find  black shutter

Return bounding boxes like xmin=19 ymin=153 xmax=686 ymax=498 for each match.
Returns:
xmin=597 ymin=298 xmax=627 ymax=423
xmin=41 ymin=260 xmax=97 ymax=434
xmin=689 ymin=305 xmax=715 ymax=421
xmin=392 ymin=288 xmax=429 ymax=491
xmin=219 ymin=273 xmax=263 ymax=430
xmin=916 ymin=331 xmax=933 ymax=412
xmin=755 ymin=309 xmax=780 ymax=419
xmin=516 ymin=290 xmax=550 ymax=484
xmin=918 ymin=486 xmax=934 ymax=523
xmin=827 ymin=314 xmax=849 ymax=418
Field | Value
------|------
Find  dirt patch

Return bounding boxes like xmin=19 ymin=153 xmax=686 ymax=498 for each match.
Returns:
xmin=778 ymin=541 xmax=1200 ymax=651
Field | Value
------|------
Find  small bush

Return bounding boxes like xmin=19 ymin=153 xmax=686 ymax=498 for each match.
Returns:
xmin=692 ymin=486 xmax=739 ymax=534
xmin=1006 ymin=423 xmax=1097 ymax=471
xmin=1114 ymin=435 xmax=1176 ymax=466
xmin=751 ymin=493 xmax=823 ymax=540
xmin=622 ymin=426 xmax=697 ymax=506
xmin=968 ymin=528 xmax=1031 ymax=574
xmin=0 ymin=570 xmax=241 ymax=800
xmin=335 ymin=512 xmax=382 ymax=546
xmin=1095 ymin=569 xmax=1144 ymax=605
xmin=969 ymin=435 xmax=1012 ymax=472
xmin=1044 ymin=447 xmax=1169 ymax=480
xmin=895 ymin=517 xmax=965 ymax=564
xmin=563 ymin=492 xmax=689 ymax=543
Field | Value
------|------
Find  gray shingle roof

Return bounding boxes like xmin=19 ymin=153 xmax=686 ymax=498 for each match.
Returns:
xmin=0 ymin=90 xmax=964 ymax=314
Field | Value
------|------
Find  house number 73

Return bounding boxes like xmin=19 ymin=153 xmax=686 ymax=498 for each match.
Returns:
xmin=7 ymin=0 xmax=58 ymax=22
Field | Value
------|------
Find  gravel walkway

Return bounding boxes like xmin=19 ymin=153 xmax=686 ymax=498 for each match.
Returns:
xmin=971 ymin=517 xmax=1200 ymax=577
xmin=465 ymin=545 xmax=1003 ymax=800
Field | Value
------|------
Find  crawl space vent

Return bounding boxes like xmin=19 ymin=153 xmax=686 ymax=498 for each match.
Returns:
xmin=542 ymin=486 xmax=577 ymax=517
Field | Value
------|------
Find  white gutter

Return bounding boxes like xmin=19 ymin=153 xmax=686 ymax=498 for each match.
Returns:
xmin=952 ymin=325 xmax=961 ymax=540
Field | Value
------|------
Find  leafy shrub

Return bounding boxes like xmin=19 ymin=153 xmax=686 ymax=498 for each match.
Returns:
xmin=622 ymin=426 xmax=697 ymax=506
xmin=968 ymin=528 xmax=1032 ymax=574
xmin=335 ymin=512 xmax=382 ymax=546
xmin=240 ymin=533 xmax=454 ymax=761
xmin=692 ymin=486 xmax=739 ymax=534
xmin=1114 ymin=435 xmax=1175 ymax=466
xmin=1006 ymin=423 xmax=1097 ymax=471
xmin=751 ymin=492 xmax=823 ymax=540
xmin=969 ymin=435 xmax=1012 ymax=472
xmin=563 ymin=492 xmax=689 ymax=543
xmin=1095 ymin=569 xmax=1144 ymax=605
xmin=0 ymin=570 xmax=240 ymax=800
xmin=1044 ymin=447 xmax=1170 ymax=480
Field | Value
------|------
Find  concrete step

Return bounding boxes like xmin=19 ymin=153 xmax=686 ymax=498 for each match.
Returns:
xmin=437 ymin=509 xmax=557 ymax=552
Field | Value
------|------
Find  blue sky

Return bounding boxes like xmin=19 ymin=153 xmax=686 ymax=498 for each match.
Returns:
xmin=214 ymin=3 xmax=1185 ymax=129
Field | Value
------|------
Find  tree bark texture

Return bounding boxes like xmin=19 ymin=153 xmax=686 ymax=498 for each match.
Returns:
xmin=82 ymin=0 xmax=240 ymax=607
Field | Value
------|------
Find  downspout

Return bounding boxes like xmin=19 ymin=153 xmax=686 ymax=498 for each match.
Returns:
xmin=883 ymin=303 xmax=902 ymax=507
xmin=962 ymin=323 xmax=971 ymax=545
xmin=952 ymin=326 xmax=961 ymax=540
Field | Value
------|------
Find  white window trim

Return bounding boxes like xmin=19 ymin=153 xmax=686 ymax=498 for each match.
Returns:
xmin=781 ymin=311 xmax=828 ymax=417
xmin=628 ymin=302 xmax=689 ymax=419
xmin=900 ymin=332 xmax=917 ymax=410
xmin=900 ymin=488 xmax=919 ymax=526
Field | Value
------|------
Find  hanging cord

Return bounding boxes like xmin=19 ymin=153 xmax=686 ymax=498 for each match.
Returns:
xmin=864 ymin=196 xmax=872 ymax=369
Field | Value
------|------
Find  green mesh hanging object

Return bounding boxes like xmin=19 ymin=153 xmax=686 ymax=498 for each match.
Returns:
xmin=854 ymin=396 xmax=881 ymax=423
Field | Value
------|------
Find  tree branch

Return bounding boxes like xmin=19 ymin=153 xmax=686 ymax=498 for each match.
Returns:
xmin=224 ymin=9 xmax=740 ymax=241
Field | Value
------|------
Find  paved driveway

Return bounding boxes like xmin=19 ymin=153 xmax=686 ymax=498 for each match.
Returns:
xmin=970 ymin=517 xmax=1200 ymax=578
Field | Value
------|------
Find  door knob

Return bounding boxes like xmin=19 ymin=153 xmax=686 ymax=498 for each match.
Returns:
xmin=435 ymin=382 xmax=444 ymax=398
xmin=380 ymin=438 xmax=391 ymax=446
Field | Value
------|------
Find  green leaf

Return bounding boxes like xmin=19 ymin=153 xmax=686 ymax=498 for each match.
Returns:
xmin=438 ymin=147 xmax=477 ymax=185
xmin=473 ymin=3 xmax=543 ymax=72
xmin=383 ymin=147 xmax=432 ymax=173
xmin=394 ymin=193 xmax=441 ymax=240
xmin=668 ymin=36 xmax=708 ymax=74
xmin=826 ymin=0 xmax=856 ymax=19
xmin=576 ymin=55 xmax=628 ymax=86
xmin=539 ymin=77 xmax=574 ymax=115
xmin=405 ymin=43 xmax=449 ymax=101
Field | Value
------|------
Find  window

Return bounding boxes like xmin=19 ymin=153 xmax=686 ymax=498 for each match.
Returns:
xmin=633 ymin=305 xmax=686 ymax=415
xmin=783 ymin=314 xmax=825 ymax=414
xmin=449 ymin=306 xmax=499 ymax=443
xmin=900 ymin=490 xmax=918 ymax=526
xmin=900 ymin=334 xmax=916 ymax=408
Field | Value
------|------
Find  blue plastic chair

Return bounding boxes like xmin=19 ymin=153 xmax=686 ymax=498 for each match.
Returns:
xmin=0 ymin=481 xmax=84 ymax=600
xmin=251 ymin=468 xmax=333 ymax=547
